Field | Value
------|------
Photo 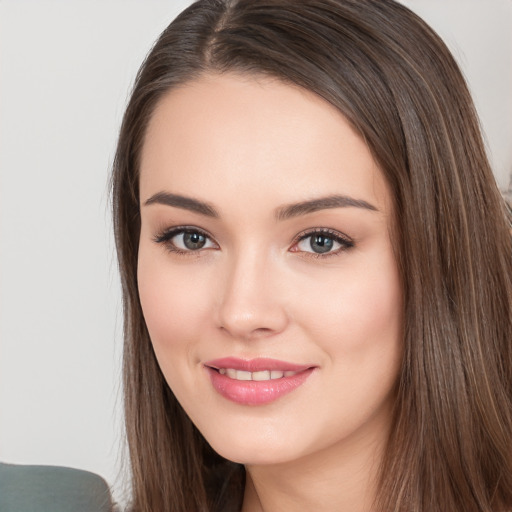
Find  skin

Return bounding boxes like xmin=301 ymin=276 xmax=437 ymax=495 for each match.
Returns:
xmin=137 ymin=73 xmax=403 ymax=512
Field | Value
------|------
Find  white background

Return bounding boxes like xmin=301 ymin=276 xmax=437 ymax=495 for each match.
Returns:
xmin=1 ymin=0 xmax=511 ymax=504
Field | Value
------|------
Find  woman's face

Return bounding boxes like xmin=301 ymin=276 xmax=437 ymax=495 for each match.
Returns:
xmin=138 ymin=73 xmax=403 ymax=466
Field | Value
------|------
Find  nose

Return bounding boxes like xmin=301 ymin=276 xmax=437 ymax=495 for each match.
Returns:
xmin=215 ymin=251 xmax=289 ymax=341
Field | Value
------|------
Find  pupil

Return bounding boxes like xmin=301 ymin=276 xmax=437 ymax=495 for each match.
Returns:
xmin=311 ymin=235 xmax=333 ymax=254
xmin=183 ymin=232 xmax=206 ymax=250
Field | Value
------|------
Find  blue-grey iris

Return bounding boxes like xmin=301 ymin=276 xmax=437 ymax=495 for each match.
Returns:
xmin=311 ymin=235 xmax=333 ymax=253
xmin=184 ymin=232 xmax=206 ymax=250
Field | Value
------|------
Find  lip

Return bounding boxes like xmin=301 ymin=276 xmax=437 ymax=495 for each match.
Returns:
xmin=204 ymin=357 xmax=315 ymax=405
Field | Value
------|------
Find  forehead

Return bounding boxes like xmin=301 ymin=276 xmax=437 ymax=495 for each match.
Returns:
xmin=139 ymin=73 xmax=391 ymax=215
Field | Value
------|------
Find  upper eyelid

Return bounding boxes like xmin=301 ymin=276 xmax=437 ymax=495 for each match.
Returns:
xmin=293 ymin=227 xmax=353 ymax=244
xmin=154 ymin=225 xmax=216 ymax=243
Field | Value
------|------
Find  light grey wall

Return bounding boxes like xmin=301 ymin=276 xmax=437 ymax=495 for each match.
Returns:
xmin=0 ymin=1 xmax=194 ymax=502
xmin=1 ymin=0 xmax=510 ymax=503
xmin=399 ymin=0 xmax=512 ymax=191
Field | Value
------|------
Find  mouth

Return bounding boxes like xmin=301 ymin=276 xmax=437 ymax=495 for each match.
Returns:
xmin=204 ymin=357 xmax=316 ymax=405
xmin=215 ymin=368 xmax=301 ymax=381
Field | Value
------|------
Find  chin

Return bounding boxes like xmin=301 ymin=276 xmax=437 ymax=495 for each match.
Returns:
xmin=198 ymin=421 xmax=309 ymax=467
xmin=212 ymin=443 xmax=294 ymax=466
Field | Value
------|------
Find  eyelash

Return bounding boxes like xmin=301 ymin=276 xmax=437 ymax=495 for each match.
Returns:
xmin=153 ymin=226 xmax=217 ymax=256
xmin=153 ymin=226 xmax=354 ymax=258
xmin=291 ymin=228 xmax=354 ymax=258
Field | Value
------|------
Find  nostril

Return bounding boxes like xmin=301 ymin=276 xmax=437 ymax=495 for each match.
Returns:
xmin=219 ymin=324 xmax=281 ymax=341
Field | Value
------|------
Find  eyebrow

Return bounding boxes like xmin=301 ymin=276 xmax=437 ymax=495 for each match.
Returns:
xmin=144 ymin=191 xmax=219 ymax=217
xmin=275 ymin=195 xmax=378 ymax=220
xmin=143 ymin=191 xmax=377 ymax=219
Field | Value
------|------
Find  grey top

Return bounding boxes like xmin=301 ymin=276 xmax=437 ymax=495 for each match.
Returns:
xmin=0 ymin=462 xmax=113 ymax=512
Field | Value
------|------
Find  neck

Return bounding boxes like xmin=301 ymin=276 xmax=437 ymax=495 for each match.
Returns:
xmin=241 ymin=426 xmax=388 ymax=512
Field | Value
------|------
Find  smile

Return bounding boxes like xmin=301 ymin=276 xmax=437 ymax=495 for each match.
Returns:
xmin=204 ymin=358 xmax=315 ymax=405
xmin=218 ymin=369 xmax=300 ymax=381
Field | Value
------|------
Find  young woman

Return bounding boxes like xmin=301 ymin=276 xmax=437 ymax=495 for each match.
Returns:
xmin=111 ymin=0 xmax=512 ymax=510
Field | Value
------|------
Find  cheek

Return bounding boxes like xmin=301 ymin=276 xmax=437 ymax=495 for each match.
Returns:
xmin=137 ymin=251 xmax=212 ymax=356
xmin=293 ymin=252 xmax=403 ymax=359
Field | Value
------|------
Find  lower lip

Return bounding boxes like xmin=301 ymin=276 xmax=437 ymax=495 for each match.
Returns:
xmin=206 ymin=367 xmax=314 ymax=405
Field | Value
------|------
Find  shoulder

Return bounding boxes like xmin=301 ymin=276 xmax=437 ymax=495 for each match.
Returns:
xmin=0 ymin=462 xmax=113 ymax=512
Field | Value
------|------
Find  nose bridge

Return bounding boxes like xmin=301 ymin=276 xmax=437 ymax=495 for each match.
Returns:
xmin=216 ymin=245 xmax=287 ymax=339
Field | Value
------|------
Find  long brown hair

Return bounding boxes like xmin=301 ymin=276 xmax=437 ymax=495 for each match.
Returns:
xmin=111 ymin=1 xmax=512 ymax=510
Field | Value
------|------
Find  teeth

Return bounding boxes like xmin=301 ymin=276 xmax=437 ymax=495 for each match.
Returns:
xmin=252 ymin=370 xmax=270 ymax=381
xmin=218 ymin=368 xmax=298 ymax=381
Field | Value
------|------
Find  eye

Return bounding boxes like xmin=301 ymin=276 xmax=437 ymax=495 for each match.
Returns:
xmin=154 ymin=227 xmax=218 ymax=254
xmin=291 ymin=229 xmax=353 ymax=256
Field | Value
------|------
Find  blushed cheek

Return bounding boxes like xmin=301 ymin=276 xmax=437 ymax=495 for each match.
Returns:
xmin=137 ymin=257 xmax=211 ymax=356
xmin=297 ymin=264 xmax=402 ymax=358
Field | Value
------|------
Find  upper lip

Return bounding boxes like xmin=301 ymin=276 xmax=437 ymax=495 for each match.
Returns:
xmin=204 ymin=357 xmax=313 ymax=372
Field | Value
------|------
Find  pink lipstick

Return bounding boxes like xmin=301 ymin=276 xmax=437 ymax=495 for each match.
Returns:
xmin=204 ymin=357 xmax=315 ymax=405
